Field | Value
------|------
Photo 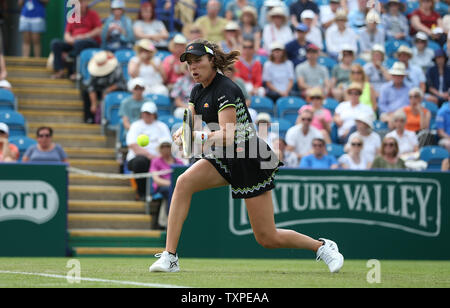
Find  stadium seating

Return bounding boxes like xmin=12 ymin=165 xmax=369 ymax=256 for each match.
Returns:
xmin=276 ymin=97 xmax=306 ymax=126
xmin=102 ymin=91 xmax=132 ymax=133
xmin=385 ymin=39 xmax=410 ymax=58
xmin=159 ymin=114 xmax=182 ymax=130
xmin=323 ymin=97 xmax=339 ymax=115
xmin=326 ymin=143 xmax=345 ymax=159
xmin=422 ymin=101 xmax=439 ymax=118
xmin=271 ymin=117 xmax=292 ymax=139
xmin=420 ymin=146 xmax=449 ymax=170
xmin=405 ymin=1 xmax=420 ymax=15
xmin=79 ymin=48 xmax=102 ymax=85
xmin=155 ymin=50 xmax=172 ymax=62
xmin=115 ymin=49 xmax=136 ymax=81
xmin=8 ymin=136 xmax=37 ymax=161
xmin=251 ymin=96 xmax=275 ymax=115
xmin=318 ymin=56 xmax=338 ymax=73
xmin=435 ymin=1 xmax=449 ymax=16
xmin=0 ymin=88 xmax=16 ymax=111
xmin=144 ymin=94 xmax=172 ymax=116
xmin=254 ymin=54 xmax=268 ymax=66
xmin=0 ymin=111 xmax=27 ymax=137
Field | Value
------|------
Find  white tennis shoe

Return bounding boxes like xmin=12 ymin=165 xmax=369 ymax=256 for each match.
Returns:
xmin=316 ymin=238 xmax=344 ymax=273
xmin=149 ymin=251 xmax=180 ymax=272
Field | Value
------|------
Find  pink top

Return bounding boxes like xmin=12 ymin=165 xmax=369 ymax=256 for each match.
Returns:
xmin=298 ymin=105 xmax=333 ymax=130
xmin=162 ymin=55 xmax=184 ymax=85
xmin=149 ymin=156 xmax=183 ymax=191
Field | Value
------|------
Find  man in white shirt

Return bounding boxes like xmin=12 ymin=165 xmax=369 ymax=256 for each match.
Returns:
xmin=126 ymin=102 xmax=171 ymax=199
xmin=285 ymin=109 xmax=324 ymax=162
xmin=325 ymin=9 xmax=358 ymax=58
xmin=301 ymin=9 xmax=323 ymax=50
xmin=320 ymin=0 xmax=342 ymax=30
xmin=385 ymin=109 xmax=419 ymax=155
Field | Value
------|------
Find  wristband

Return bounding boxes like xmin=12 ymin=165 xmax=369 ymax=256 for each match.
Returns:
xmin=193 ymin=131 xmax=208 ymax=145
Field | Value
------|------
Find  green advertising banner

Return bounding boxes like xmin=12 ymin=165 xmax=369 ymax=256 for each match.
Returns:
xmin=0 ymin=163 xmax=67 ymax=256
xmin=175 ymin=167 xmax=450 ymax=260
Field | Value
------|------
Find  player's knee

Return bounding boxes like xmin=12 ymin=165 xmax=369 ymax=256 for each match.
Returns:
xmin=175 ymin=173 xmax=193 ymax=194
xmin=255 ymin=232 xmax=281 ymax=249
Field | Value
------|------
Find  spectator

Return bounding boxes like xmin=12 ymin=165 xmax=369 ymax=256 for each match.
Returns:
xmin=298 ymin=87 xmax=333 ymax=143
xmin=358 ymin=9 xmax=385 ymax=60
xmin=441 ymin=141 xmax=450 ymax=171
xmin=348 ymin=0 xmax=369 ymax=30
xmin=83 ymin=51 xmax=127 ymax=123
xmin=119 ymin=78 xmax=148 ymax=132
xmin=262 ymin=42 xmax=295 ymax=103
xmin=363 ymin=44 xmax=391 ymax=94
xmin=345 ymin=113 xmax=381 ymax=164
xmin=235 ymin=38 xmax=264 ymax=97
xmin=0 ymin=43 xmax=10 ymax=89
xmin=381 ymin=0 xmax=408 ymax=41
xmin=0 ymin=123 xmax=18 ymax=162
xmin=409 ymin=0 xmax=446 ymax=46
xmin=50 ymin=0 xmax=101 ymax=80
xmin=101 ymin=0 xmax=134 ymax=52
xmin=402 ymin=87 xmax=431 ymax=133
xmin=386 ymin=109 xmax=419 ymax=155
xmin=371 ymin=136 xmax=406 ymax=169
xmin=436 ymin=100 xmax=450 ymax=149
xmin=149 ymin=137 xmax=184 ymax=229
xmin=426 ymin=49 xmax=450 ymax=105
xmin=285 ymin=109 xmax=324 ymax=162
xmin=194 ymin=0 xmax=228 ymax=43
xmin=126 ymin=102 xmax=171 ymax=200
xmin=22 ymin=127 xmax=67 ymax=163
xmin=411 ymin=32 xmax=435 ymax=73
xmin=349 ymin=63 xmax=377 ymax=112
xmin=223 ymin=65 xmax=251 ymax=106
xmin=128 ymin=39 xmax=168 ymax=96
xmin=162 ymin=34 xmax=188 ymax=89
xmin=334 ymin=82 xmax=374 ymax=143
xmin=272 ymin=137 xmax=298 ymax=167
xmin=255 ymin=112 xmax=278 ymax=147
xmin=295 ymin=44 xmax=330 ymax=97
xmin=170 ymin=63 xmax=195 ymax=109
xmin=285 ymin=23 xmax=310 ymax=67
xmin=299 ymin=137 xmax=339 ymax=169
xmin=184 ymin=24 xmax=204 ymax=42
xmin=220 ymin=21 xmax=242 ymax=53
xmin=330 ymin=45 xmax=356 ymax=101
xmin=18 ymin=0 xmax=48 ymax=57
xmin=447 ymin=32 xmax=450 ymax=64
xmin=258 ymin=0 xmax=289 ymax=30
xmin=325 ymin=9 xmax=358 ymax=59
xmin=225 ymin=0 xmax=254 ymax=21
xmin=239 ymin=6 xmax=261 ymax=52
xmin=263 ymin=6 xmax=294 ymax=53
xmin=133 ymin=1 xmax=169 ymax=50
xmin=378 ymin=62 xmax=410 ymax=123
xmin=320 ymin=0 xmax=342 ymax=30
xmin=338 ymin=135 xmax=370 ymax=170
xmin=395 ymin=45 xmax=426 ymax=92
xmin=301 ymin=10 xmax=323 ymax=51
xmin=289 ymin=0 xmax=320 ymax=29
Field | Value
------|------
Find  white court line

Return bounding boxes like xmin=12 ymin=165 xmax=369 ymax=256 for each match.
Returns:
xmin=0 ymin=270 xmax=190 ymax=288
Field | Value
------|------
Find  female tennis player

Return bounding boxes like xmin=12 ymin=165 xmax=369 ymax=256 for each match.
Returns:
xmin=149 ymin=39 xmax=344 ymax=273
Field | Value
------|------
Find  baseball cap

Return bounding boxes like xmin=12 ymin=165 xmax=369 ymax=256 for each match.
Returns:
xmin=295 ymin=23 xmax=309 ymax=32
xmin=180 ymin=42 xmax=214 ymax=62
xmin=306 ymin=43 xmax=320 ymax=52
xmin=0 ymin=122 xmax=9 ymax=134
xmin=141 ymin=102 xmax=158 ymax=114
xmin=301 ymin=10 xmax=315 ymax=20
xmin=415 ymin=31 xmax=428 ymax=41
xmin=111 ymin=0 xmax=125 ymax=9
xmin=127 ymin=77 xmax=146 ymax=92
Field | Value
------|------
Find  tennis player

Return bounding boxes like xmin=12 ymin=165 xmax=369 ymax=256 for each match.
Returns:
xmin=149 ymin=40 xmax=344 ymax=273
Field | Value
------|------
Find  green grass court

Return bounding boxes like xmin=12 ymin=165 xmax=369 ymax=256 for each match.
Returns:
xmin=0 ymin=258 xmax=449 ymax=288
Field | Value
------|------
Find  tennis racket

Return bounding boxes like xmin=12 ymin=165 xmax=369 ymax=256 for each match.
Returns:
xmin=182 ymin=108 xmax=193 ymax=157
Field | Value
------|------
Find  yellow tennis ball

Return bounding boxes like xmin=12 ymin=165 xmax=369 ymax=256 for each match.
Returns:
xmin=137 ymin=134 xmax=149 ymax=147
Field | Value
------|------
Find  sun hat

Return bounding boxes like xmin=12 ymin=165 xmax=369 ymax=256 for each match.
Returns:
xmin=134 ymin=39 xmax=156 ymax=52
xmin=301 ymin=10 xmax=315 ymax=20
xmin=127 ymin=77 xmax=146 ymax=92
xmin=389 ymin=61 xmax=407 ymax=76
xmin=256 ymin=112 xmax=272 ymax=123
xmin=111 ymin=0 xmax=125 ymax=9
xmin=415 ymin=31 xmax=428 ymax=41
xmin=395 ymin=45 xmax=413 ymax=57
xmin=355 ymin=113 xmax=374 ymax=129
xmin=0 ymin=122 xmax=9 ymax=134
xmin=268 ymin=6 xmax=287 ymax=18
xmin=307 ymin=87 xmax=324 ymax=98
xmin=335 ymin=9 xmax=348 ymax=21
xmin=224 ymin=21 xmax=240 ymax=31
xmin=385 ymin=0 xmax=406 ymax=11
xmin=346 ymin=82 xmax=363 ymax=93
xmin=241 ymin=6 xmax=258 ymax=20
xmin=365 ymin=9 xmax=380 ymax=24
xmin=141 ymin=101 xmax=158 ymax=114
xmin=371 ymin=44 xmax=385 ymax=55
xmin=270 ymin=41 xmax=285 ymax=51
xmin=87 ymin=51 xmax=119 ymax=77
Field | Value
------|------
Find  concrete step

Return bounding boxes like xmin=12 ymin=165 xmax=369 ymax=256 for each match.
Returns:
xmin=69 ymin=229 xmax=162 ymax=238
xmin=69 ymin=185 xmax=136 ymax=201
xmin=69 ymin=173 xmax=131 ymax=187
xmin=65 ymin=147 xmax=116 ymax=159
xmin=72 ymin=247 xmax=163 ymax=256
xmin=7 ymin=66 xmax=52 ymax=78
xmin=69 ymin=159 xmax=120 ymax=173
xmin=5 ymin=56 xmax=47 ymax=67
xmin=69 ymin=200 xmax=145 ymax=213
xmin=50 ymin=134 xmax=108 ymax=148
xmin=21 ymin=110 xmax=84 ymax=123
xmin=28 ymin=122 xmax=100 ymax=135
xmin=13 ymin=87 xmax=80 ymax=100
xmin=19 ymin=99 xmax=83 ymax=111
xmin=68 ymin=213 xmax=151 ymax=229
xmin=9 ymin=77 xmax=75 ymax=89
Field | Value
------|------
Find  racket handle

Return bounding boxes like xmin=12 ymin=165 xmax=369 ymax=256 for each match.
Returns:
xmin=193 ymin=131 xmax=208 ymax=145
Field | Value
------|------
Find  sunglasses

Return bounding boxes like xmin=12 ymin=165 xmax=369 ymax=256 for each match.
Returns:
xmin=310 ymin=96 xmax=322 ymax=100
xmin=384 ymin=143 xmax=395 ymax=147
xmin=243 ymin=45 xmax=254 ymax=49
xmin=409 ymin=95 xmax=421 ymax=99
xmin=301 ymin=118 xmax=313 ymax=122
xmin=348 ymin=91 xmax=361 ymax=96
xmin=38 ymin=134 xmax=51 ymax=138
xmin=351 ymin=143 xmax=362 ymax=147
xmin=312 ymin=143 xmax=324 ymax=147
xmin=351 ymin=71 xmax=363 ymax=74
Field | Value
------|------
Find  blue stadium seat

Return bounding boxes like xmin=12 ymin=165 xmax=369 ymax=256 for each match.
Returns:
xmin=330 ymin=122 xmax=339 ymax=144
xmin=0 ymin=88 xmax=16 ymax=111
xmin=373 ymin=120 xmax=388 ymax=133
xmin=318 ymin=56 xmax=338 ymax=73
xmin=385 ymin=39 xmax=410 ymax=58
xmin=254 ymin=54 xmax=268 ymax=66
xmin=115 ymin=49 xmax=136 ymax=81
xmin=422 ymin=101 xmax=439 ymax=118
xmin=427 ymin=40 xmax=442 ymax=52
xmin=0 ymin=111 xmax=26 ymax=137
xmin=79 ymin=48 xmax=102 ymax=85
xmin=8 ymin=136 xmax=37 ymax=161
xmin=435 ymin=1 xmax=449 ymax=16
xmin=405 ymin=1 xmax=419 ymax=15
xmin=326 ymin=143 xmax=344 ymax=159
xmin=354 ymin=58 xmax=366 ymax=66
xmin=384 ymin=57 xmax=397 ymax=69
xmin=323 ymin=97 xmax=339 ymax=115
xmin=271 ymin=117 xmax=292 ymax=139
xmin=251 ymin=96 xmax=275 ymax=115
xmin=159 ymin=115 xmax=182 ymax=130
xmin=144 ymin=94 xmax=172 ymax=116
xmin=276 ymin=96 xmax=306 ymax=126
xmin=420 ymin=146 xmax=449 ymax=170
xmin=155 ymin=50 xmax=172 ymax=62
xmin=102 ymin=91 xmax=132 ymax=133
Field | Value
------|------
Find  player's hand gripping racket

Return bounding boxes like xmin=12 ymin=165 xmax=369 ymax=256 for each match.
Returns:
xmin=182 ymin=108 xmax=193 ymax=157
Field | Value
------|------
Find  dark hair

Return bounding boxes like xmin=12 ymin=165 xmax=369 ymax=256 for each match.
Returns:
xmin=138 ymin=1 xmax=155 ymax=21
xmin=190 ymin=39 xmax=241 ymax=73
xmin=381 ymin=137 xmax=399 ymax=157
xmin=36 ymin=126 xmax=53 ymax=137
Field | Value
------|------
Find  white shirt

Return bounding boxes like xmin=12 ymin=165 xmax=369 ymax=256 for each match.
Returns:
xmin=385 ymin=129 xmax=419 ymax=154
xmin=126 ymin=119 xmax=171 ymax=161
xmin=338 ymin=153 xmax=369 ymax=170
xmin=285 ymin=124 xmax=323 ymax=156
xmin=346 ymin=131 xmax=381 ymax=164
xmin=325 ymin=26 xmax=358 ymax=54
xmin=262 ymin=24 xmax=294 ymax=53
xmin=306 ymin=26 xmax=324 ymax=50
xmin=335 ymin=101 xmax=374 ymax=137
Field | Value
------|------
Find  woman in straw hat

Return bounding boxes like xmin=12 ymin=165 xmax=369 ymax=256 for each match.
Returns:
xmin=262 ymin=6 xmax=293 ymax=53
xmin=101 ymin=0 xmax=134 ymax=52
xmin=225 ymin=0 xmax=254 ymax=21
xmin=239 ymin=5 xmax=261 ymax=52
xmin=83 ymin=50 xmax=127 ymax=123
xmin=128 ymin=39 xmax=168 ymax=96
xmin=348 ymin=63 xmax=377 ymax=112
xmin=381 ymin=0 xmax=408 ymax=41
xmin=220 ymin=21 xmax=243 ymax=54
xmin=162 ymin=34 xmax=188 ymax=88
